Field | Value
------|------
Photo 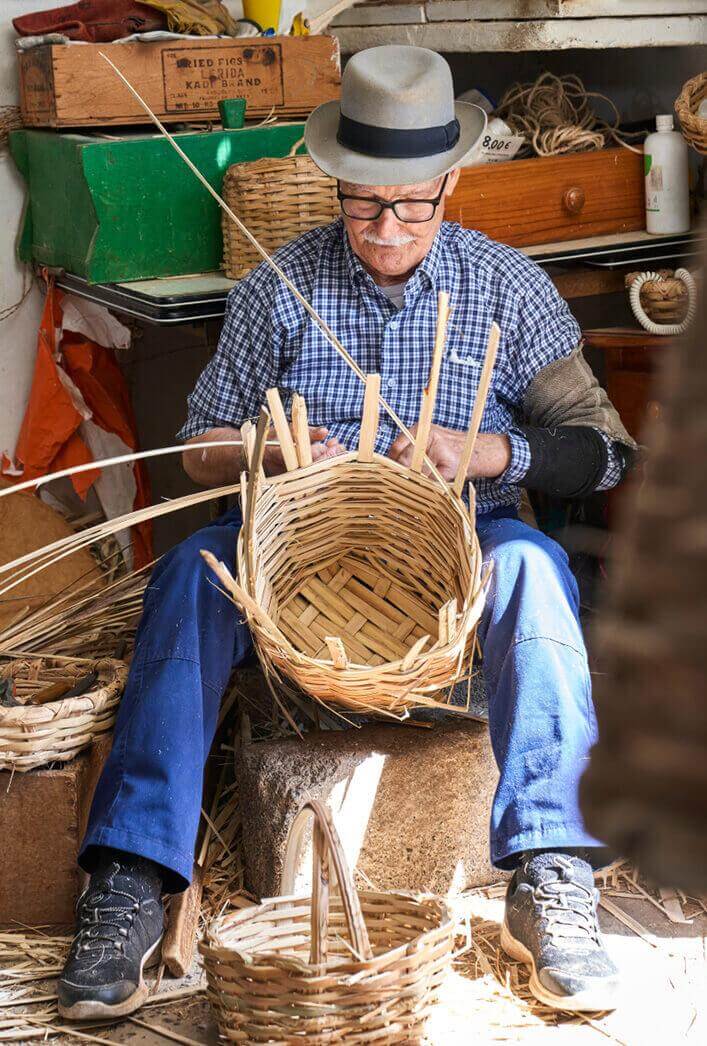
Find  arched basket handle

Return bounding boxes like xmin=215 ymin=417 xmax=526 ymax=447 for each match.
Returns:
xmin=281 ymin=798 xmax=373 ymax=967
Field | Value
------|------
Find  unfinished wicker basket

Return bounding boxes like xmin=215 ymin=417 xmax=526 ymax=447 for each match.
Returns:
xmin=203 ymin=299 xmax=494 ymax=718
xmin=675 ymin=71 xmax=707 ymax=154
xmin=0 ymin=656 xmax=127 ymax=772
xmin=222 ymin=140 xmax=338 ymax=279
xmin=200 ymin=798 xmax=454 ymax=1043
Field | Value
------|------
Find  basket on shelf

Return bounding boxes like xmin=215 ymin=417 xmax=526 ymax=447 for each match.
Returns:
xmin=0 ymin=656 xmax=127 ymax=772
xmin=626 ymin=268 xmax=698 ymax=336
xmin=675 ymin=71 xmax=707 ymax=154
xmin=221 ymin=139 xmax=339 ymax=279
xmin=200 ymin=798 xmax=455 ymax=1043
xmin=202 ymin=295 xmax=494 ymax=718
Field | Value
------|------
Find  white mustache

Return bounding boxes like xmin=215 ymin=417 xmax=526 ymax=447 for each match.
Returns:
xmin=361 ymin=229 xmax=415 ymax=247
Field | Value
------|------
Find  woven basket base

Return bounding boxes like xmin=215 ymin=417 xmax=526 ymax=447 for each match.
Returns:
xmin=278 ymin=551 xmax=435 ymax=667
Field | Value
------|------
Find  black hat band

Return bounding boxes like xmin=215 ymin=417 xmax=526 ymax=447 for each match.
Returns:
xmin=337 ymin=112 xmax=461 ymax=160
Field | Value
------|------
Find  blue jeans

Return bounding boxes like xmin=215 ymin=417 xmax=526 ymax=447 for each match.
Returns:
xmin=81 ymin=506 xmax=601 ymax=891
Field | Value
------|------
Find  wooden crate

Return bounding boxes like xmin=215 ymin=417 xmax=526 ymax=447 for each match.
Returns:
xmin=18 ymin=35 xmax=340 ymax=128
xmin=446 ymin=147 xmax=645 ymax=247
xmin=0 ymin=736 xmax=110 ymax=927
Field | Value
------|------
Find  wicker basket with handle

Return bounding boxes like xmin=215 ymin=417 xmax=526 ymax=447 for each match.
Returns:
xmin=0 ymin=656 xmax=127 ymax=772
xmin=202 ymin=294 xmax=495 ymax=719
xmin=675 ymin=71 xmax=707 ymax=154
xmin=200 ymin=798 xmax=455 ymax=1043
xmin=221 ymin=138 xmax=339 ymax=279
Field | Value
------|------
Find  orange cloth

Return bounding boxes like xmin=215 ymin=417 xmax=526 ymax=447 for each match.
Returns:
xmin=12 ymin=286 xmax=153 ymax=568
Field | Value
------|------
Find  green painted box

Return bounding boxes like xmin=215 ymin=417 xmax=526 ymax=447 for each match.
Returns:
xmin=11 ymin=123 xmax=306 ymax=284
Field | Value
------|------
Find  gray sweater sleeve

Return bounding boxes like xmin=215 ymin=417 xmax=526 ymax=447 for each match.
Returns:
xmin=521 ymin=343 xmax=637 ymax=450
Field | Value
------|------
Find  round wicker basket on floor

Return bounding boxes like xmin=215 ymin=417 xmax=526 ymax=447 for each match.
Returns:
xmin=200 ymin=799 xmax=454 ymax=1043
xmin=222 ymin=140 xmax=338 ymax=279
xmin=675 ymin=71 xmax=707 ymax=154
xmin=0 ymin=657 xmax=127 ymax=772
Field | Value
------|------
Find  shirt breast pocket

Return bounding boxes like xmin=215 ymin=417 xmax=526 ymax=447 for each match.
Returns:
xmin=436 ymin=356 xmax=485 ymax=431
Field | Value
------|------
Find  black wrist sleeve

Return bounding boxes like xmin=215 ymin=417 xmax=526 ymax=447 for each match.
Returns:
xmin=514 ymin=425 xmax=611 ymax=498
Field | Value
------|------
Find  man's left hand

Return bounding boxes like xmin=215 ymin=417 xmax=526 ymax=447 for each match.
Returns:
xmin=388 ymin=424 xmax=511 ymax=481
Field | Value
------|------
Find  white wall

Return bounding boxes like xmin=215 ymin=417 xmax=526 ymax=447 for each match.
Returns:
xmin=0 ymin=2 xmax=51 ymax=461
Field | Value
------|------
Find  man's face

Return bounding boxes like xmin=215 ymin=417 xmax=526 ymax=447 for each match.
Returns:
xmin=340 ymin=168 xmax=460 ymax=284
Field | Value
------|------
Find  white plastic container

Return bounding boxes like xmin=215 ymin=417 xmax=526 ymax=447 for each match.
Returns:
xmin=644 ymin=114 xmax=690 ymax=234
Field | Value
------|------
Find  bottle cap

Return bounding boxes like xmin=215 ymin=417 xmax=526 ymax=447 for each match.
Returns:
xmin=656 ymin=114 xmax=674 ymax=132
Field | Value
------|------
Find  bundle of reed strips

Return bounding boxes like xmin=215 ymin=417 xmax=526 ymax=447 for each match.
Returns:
xmin=200 ymin=798 xmax=454 ymax=1043
xmin=203 ymin=296 xmax=498 ymax=718
xmin=0 ymin=656 xmax=126 ymax=771
xmin=0 ymin=562 xmax=150 ymax=660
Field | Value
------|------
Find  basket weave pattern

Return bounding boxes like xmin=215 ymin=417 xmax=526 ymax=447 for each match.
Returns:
xmin=200 ymin=800 xmax=454 ymax=1042
xmin=675 ymin=72 xmax=707 ymax=154
xmin=0 ymin=657 xmax=127 ymax=771
xmin=222 ymin=152 xmax=338 ymax=279
xmin=626 ymin=270 xmax=690 ymax=324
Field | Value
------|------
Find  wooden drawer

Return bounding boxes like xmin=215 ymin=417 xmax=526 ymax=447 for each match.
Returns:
xmin=445 ymin=147 xmax=645 ymax=247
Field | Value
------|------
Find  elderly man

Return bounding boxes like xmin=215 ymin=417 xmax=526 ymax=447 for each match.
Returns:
xmin=59 ymin=46 xmax=635 ymax=1018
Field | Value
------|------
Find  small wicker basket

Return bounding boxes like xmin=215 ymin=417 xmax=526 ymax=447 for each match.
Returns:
xmin=200 ymin=799 xmax=455 ymax=1043
xmin=222 ymin=139 xmax=339 ymax=279
xmin=626 ymin=268 xmax=697 ymax=335
xmin=675 ymin=71 xmax=707 ymax=154
xmin=202 ymin=296 xmax=493 ymax=718
xmin=0 ymin=657 xmax=127 ymax=772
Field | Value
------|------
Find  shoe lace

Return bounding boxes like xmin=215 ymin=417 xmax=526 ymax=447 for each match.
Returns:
xmin=73 ymin=877 xmax=141 ymax=957
xmin=534 ymin=856 xmax=600 ymax=947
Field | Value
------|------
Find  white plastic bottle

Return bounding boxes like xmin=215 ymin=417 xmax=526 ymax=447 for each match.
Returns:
xmin=644 ymin=114 xmax=690 ymax=234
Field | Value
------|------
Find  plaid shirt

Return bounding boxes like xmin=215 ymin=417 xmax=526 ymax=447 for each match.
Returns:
xmin=180 ymin=220 xmax=621 ymax=514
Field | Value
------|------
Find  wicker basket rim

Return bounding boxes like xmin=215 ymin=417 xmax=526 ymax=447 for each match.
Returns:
xmin=234 ymin=448 xmax=484 ymax=679
xmin=201 ymin=890 xmax=454 ymax=974
xmin=223 ymin=153 xmax=324 ymax=179
xmin=0 ymin=658 xmax=127 ymax=723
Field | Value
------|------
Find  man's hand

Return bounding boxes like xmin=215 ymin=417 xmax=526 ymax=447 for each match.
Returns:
xmin=388 ymin=424 xmax=511 ymax=481
xmin=263 ymin=426 xmax=347 ymax=476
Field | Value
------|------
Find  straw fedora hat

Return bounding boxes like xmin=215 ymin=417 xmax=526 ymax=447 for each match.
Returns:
xmin=305 ymin=45 xmax=486 ymax=186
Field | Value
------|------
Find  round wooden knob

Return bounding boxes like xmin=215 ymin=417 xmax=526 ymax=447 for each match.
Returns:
xmin=563 ymin=187 xmax=586 ymax=215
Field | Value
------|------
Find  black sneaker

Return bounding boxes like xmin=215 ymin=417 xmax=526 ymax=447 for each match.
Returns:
xmin=500 ymin=852 xmax=620 ymax=1012
xmin=58 ymin=853 xmax=165 ymax=1020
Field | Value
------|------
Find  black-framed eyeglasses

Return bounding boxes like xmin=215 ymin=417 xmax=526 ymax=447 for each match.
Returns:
xmin=337 ymin=174 xmax=448 ymax=224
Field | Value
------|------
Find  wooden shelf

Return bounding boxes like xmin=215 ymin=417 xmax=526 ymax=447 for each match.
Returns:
xmin=331 ymin=1 xmax=707 ymax=52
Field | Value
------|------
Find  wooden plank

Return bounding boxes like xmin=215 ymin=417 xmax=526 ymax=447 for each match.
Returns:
xmin=550 ymin=267 xmax=626 ymax=300
xmin=162 ymin=865 xmax=204 ymax=978
xmin=333 ymin=16 xmax=707 ymax=51
xmin=424 ymin=1 xmax=706 ymax=21
xmin=19 ymin=36 xmax=341 ymax=128
xmin=333 ymin=3 xmax=426 ymax=25
xmin=446 ymin=147 xmax=644 ymax=249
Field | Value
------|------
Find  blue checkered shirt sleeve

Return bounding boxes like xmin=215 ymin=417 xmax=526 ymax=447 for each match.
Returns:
xmin=178 ymin=280 xmax=279 ymax=440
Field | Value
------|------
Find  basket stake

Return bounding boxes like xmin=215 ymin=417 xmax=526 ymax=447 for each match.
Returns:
xmin=453 ymin=322 xmax=501 ymax=496
xmin=411 ymin=292 xmax=450 ymax=472
xmin=358 ymin=374 xmax=381 ymax=462
xmin=266 ymin=389 xmax=299 ymax=472
xmin=291 ymin=393 xmax=313 ymax=468
xmin=244 ymin=408 xmax=270 ymax=587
